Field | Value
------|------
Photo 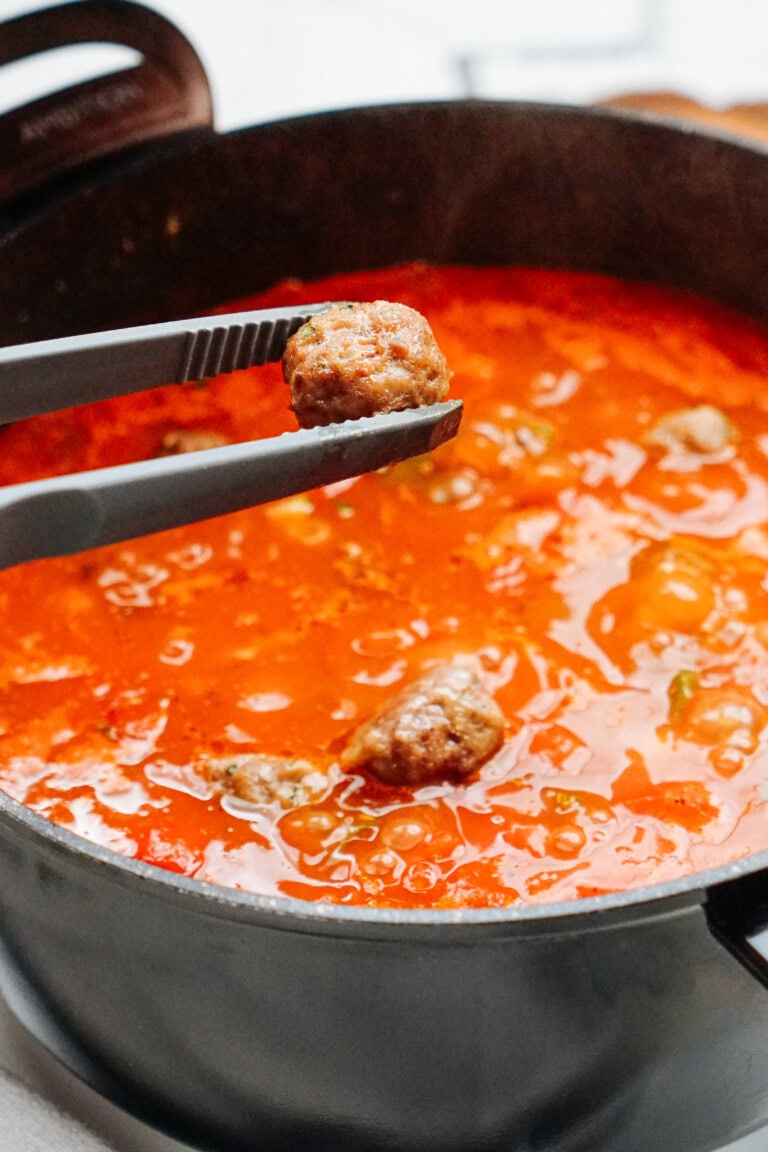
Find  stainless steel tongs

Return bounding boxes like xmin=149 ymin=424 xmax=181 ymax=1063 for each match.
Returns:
xmin=0 ymin=305 xmax=462 ymax=571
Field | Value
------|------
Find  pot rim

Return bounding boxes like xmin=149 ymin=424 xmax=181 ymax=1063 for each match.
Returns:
xmin=0 ymin=783 xmax=762 ymax=935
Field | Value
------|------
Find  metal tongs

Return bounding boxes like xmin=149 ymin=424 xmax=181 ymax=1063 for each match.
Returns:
xmin=0 ymin=305 xmax=462 ymax=570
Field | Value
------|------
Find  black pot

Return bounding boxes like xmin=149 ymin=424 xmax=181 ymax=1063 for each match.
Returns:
xmin=3 ymin=5 xmax=768 ymax=1152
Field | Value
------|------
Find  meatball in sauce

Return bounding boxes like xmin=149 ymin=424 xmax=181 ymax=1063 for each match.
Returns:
xmin=341 ymin=664 xmax=506 ymax=787
xmin=207 ymin=755 xmax=326 ymax=809
xmin=283 ymin=300 xmax=451 ymax=428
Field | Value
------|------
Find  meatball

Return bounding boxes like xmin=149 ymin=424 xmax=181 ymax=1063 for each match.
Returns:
xmin=282 ymin=300 xmax=451 ymax=429
xmin=158 ymin=429 xmax=230 ymax=456
xmin=206 ymin=754 xmax=326 ymax=808
xmin=340 ymin=664 xmax=505 ymax=787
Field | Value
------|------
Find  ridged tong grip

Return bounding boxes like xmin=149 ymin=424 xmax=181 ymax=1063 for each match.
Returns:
xmin=179 ymin=316 xmax=309 ymax=381
xmin=0 ymin=304 xmax=329 ymax=424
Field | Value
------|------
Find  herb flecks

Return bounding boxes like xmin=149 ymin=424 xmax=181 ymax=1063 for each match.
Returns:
xmin=669 ymin=670 xmax=698 ymax=715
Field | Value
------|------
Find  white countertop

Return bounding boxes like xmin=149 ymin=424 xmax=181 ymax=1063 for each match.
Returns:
xmin=1 ymin=1 xmax=768 ymax=1148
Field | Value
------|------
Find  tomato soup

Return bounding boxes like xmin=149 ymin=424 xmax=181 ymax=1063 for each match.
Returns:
xmin=2 ymin=264 xmax=768 ymax=908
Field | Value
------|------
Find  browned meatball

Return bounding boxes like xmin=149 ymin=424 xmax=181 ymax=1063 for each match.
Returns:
xmin=158 ymin=429 xmax=229 ymax=456
xmin=340 ymin=665 xmax=505 ymax=787
xmin=206 ymin=755 xmax=325 ymax=808
xmin=282 ymin=300 xmax=451 ymax=429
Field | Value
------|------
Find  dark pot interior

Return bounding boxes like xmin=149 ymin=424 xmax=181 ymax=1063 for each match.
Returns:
xmin=4 ymin=101 xmax=768 ymax=344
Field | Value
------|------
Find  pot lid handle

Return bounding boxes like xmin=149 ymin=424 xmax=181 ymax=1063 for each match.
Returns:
xmin=0 ymin=0 xmax=213 ymax=206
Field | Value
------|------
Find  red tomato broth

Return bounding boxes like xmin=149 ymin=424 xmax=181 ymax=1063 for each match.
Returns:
xmin=3 ymin=263 xmax=768 ymax=907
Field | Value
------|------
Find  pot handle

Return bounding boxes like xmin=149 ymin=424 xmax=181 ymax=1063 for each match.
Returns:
xmin=706 ymin=869 xmax=768 ymax=989
xmin=0 ymin=0 xmax=213 ymax=206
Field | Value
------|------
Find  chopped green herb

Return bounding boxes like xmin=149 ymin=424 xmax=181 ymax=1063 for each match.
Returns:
xmin=669 ymin=670 xmax=698 ymax=714
xmin=225 ymin=763 xmax=239 ymax=776
xmin=301 ymin=321 xmax=317 ymax=340
xmin=97 ymin=723 xmax=117 ymax=741
xmin=336 ymin=502 xmax=355 ymax=519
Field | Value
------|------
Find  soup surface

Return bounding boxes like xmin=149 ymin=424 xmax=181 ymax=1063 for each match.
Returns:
xmin=3 ymin=264 xmax=768 ymax=908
